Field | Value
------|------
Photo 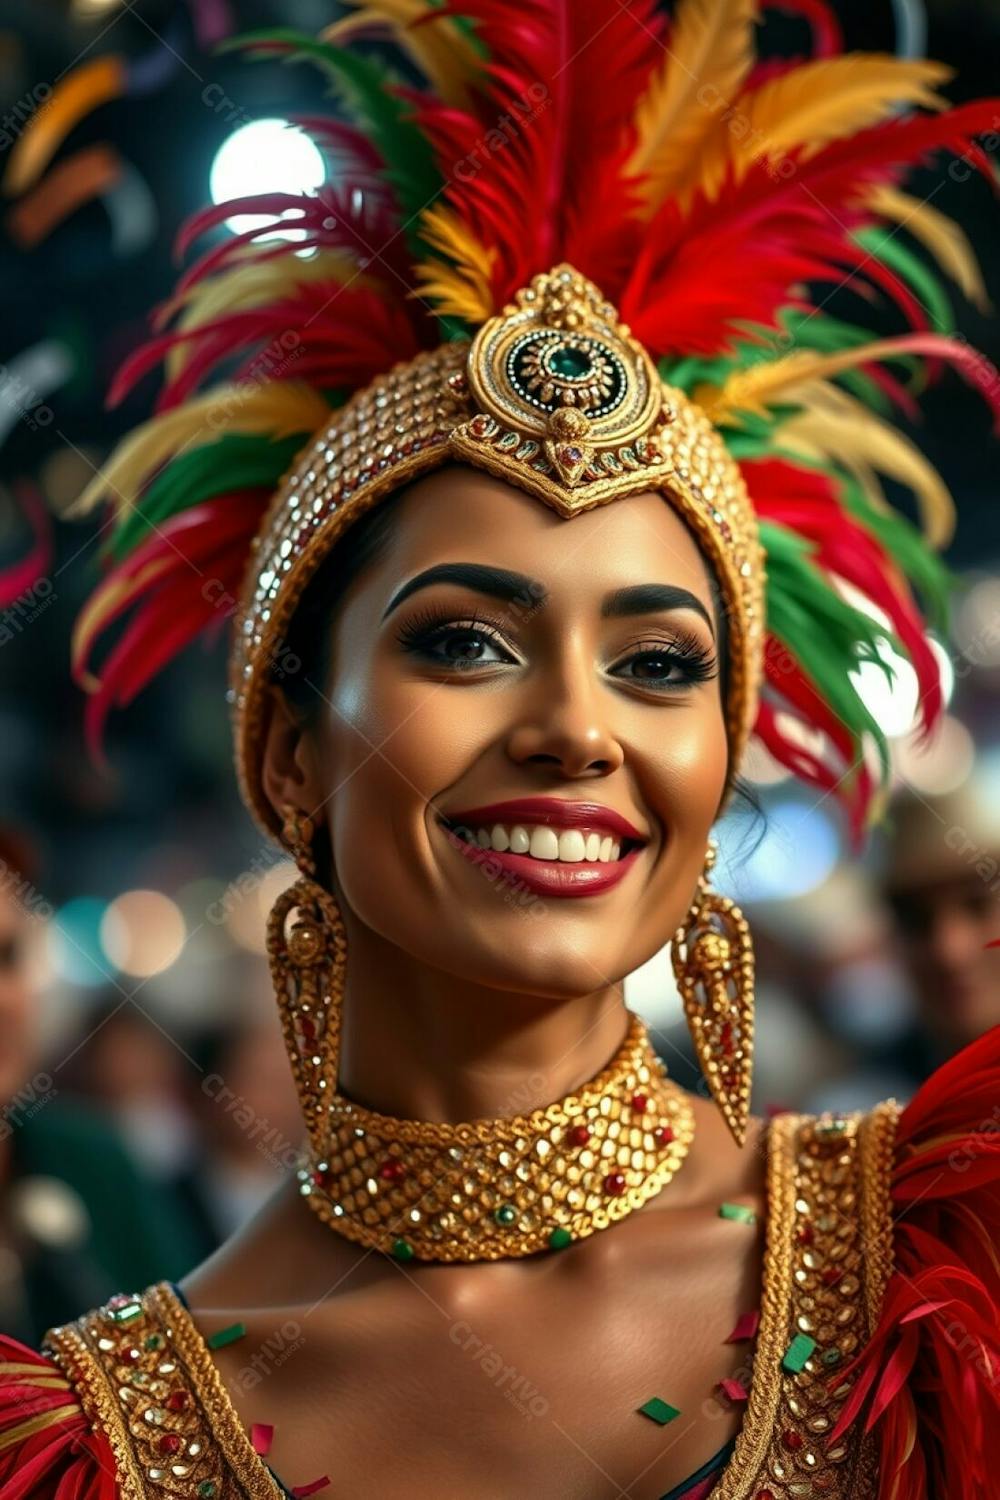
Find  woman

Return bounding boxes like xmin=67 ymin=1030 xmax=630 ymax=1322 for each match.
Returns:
xmin=1 ymin=3 xmax=998 ymax=1496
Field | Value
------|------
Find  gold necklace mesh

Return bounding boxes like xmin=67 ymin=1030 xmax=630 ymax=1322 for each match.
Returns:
xmin=297 ymin=1009 xmax=695 ymax=1263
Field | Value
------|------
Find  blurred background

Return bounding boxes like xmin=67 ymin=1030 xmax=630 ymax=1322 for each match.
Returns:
xmin=0 ymin=0 xmax=998 ymax=1341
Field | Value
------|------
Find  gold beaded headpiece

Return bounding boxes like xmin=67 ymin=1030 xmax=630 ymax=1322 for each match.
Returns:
xmin=232 ymin=265 xmax=763 ymax=840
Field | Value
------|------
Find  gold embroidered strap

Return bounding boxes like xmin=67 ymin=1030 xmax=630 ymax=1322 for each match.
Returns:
xmin=711 ymin=1103 xmax=899 ymax=1500
xmin=43 ymin=1283 xmax=281 ymax=1500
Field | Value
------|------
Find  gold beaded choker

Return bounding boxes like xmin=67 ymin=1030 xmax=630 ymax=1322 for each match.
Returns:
xmin=296 ymin=1010 xmax=695 ymax=1263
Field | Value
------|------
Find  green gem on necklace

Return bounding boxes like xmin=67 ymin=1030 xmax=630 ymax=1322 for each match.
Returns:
xmin=781 ymin=1333 xmax=817 ymax=1373
xmin=143 ymin=1334 xmax=163 ymax=1352
xmin=197 ymin=1482 xmax=217 ymax=1498
xmin=548 ymin=1226 xmax=573 ymax=1251
xmin=494 ymin=1205 xmax=517 ymax=1226
xmin=390 ymin=1238 xmax=415 ymax=1261
xmin=821 ymin=1347 xmax=843 ymax=1367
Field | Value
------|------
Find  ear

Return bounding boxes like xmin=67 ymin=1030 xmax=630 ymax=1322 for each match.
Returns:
xmin=258 ymin=683 xmax=327 ymax=829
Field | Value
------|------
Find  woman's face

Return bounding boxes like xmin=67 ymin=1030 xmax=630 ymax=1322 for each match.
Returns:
xmin=267 ymin=466 xmax=729 ymax=998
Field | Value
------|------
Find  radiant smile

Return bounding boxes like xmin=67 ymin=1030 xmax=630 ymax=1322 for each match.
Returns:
xmin=438 ymin=798 xmax=649 ymax=898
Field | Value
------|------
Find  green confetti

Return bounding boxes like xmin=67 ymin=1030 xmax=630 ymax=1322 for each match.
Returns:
xmin=206 ymin=1321 xmax=246 ymax=1350
xmin=638 ymin=1397 xmax=681 ymax=1426
xmin=719 ymin=1202 xmax=757 ymax=1226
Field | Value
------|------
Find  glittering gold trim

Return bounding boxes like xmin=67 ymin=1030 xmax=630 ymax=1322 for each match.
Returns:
xmin=709 ymin=1114 xmax=799 ymax=1499
xmin=709 ymin=1110 xmax=889 ymax=1499
xmin=44 ymin=1321 xmax=148 ymax=1500
xmin=44 ymin=1284 xmax=282 ymax=1500
xmin=151 ymin=1283 xmax=282 ymax=1500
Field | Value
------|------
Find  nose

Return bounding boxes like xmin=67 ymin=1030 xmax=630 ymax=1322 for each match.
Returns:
xmin=504 ymin=640 xmax=624 ymax=778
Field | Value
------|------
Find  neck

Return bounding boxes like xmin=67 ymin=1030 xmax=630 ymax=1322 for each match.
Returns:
xmin=334 ymin=919 xmax=630 ymax=1124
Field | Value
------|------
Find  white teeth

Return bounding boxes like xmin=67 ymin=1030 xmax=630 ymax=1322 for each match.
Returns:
xmin=529 ymin=826 xmax=560 ymax=860
xmin=558 ymin=829 xmax=586 ymax=862
xmin=451 ymin=821 xmax=631 ymax=864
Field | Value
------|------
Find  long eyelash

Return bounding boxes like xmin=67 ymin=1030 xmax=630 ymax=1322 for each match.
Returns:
xmin=394 ymin=604 xmax=514 ymax=653
xmin=625 ymin=629 xmax=718 ymax=681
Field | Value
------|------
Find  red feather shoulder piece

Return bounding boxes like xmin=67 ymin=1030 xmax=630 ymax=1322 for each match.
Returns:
xmin=832 ymin=1025 xmax=1000 ymax=1499
xmin=0 ymin=1336 xmax=117 ymax=1500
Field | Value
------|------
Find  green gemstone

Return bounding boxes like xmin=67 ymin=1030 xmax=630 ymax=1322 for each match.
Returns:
xmin=143 ymin=1334 xmax=163 ymax=1351
xmin=112 ymin=1302 xmax=143 ymax=1324
xmin=782 ymin=1333 xmax=817 ymax=1373
xmin=391 ymin=1238 xmax=415 ymax=1261
xmin=549 ymin=345 xmax=591 ymax=378
xmin=548 ymin=1226 xmax=573 ymax=1250
xmin=821 ymin=1347 xmax=843 ymax=1367
xmin=197 ymin=1483 xmax=217 ymax=1498
xmin=638 ymin=1397 xmax=681 ymax=1426
xmin=494 ymin=1205 xmax=517 ymax=1226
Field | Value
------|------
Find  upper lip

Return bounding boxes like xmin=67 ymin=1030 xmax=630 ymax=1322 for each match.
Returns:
xmin=440 ymin=797 xmax=648 ymax=843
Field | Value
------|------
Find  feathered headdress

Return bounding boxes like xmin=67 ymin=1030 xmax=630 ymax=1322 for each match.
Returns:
xmin=8 ymin=0 xmax=999 ymax=842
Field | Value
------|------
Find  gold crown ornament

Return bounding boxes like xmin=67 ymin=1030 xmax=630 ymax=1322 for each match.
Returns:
xmin=232 ymin=265 xmax=765 ymax=843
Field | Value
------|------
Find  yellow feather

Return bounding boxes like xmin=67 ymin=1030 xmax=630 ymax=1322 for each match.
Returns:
xmin=696 ymin=56 xmax=950 ymax=197
xmin=321 ymin=1 xmax=479 ymax=110
xmin=411 ymin=205 xmax=497 ymax=323
xmin=162 ymin=250 xmax=363 ymax=381
xmin=778 ymin=380 xmax=955 ymax=547
xmin=695 ymin=336 xmax=947 ymax=425
xmin=69 ymin=382 xmax=329 ymax=519
xmin=626 ymin=0 xmax=759 ymax=215
xmin=866 ymin=183 xmax=992 ymax=314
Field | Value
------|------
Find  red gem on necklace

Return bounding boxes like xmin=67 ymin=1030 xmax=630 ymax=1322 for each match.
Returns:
xmin=120 ymin=1346 xmax=141 ymax=1364
xmin=797 ymin=1222 xmax=814 ymax=1245
xmin=378 ymin=1160 xmax=405 ymax=1183
xmin=630 ymin=1092 xmax=649 ymax=1113
xmin=158 ymin=1434 xmax=183 ymax=1455
xmin=821 ymin=1267 xmax=842 ymax=1287
xmin=567 ymin=1124 xmax=591 ymax=1147
xmin=604 ymin=1172 xmax=627 ymax=1196
xmin=653 ymin=1125 xmax=674 ymax=1146
xmin=166 ymin=1391 xmax=189 ymax=1412
xmin=720 ymin=1022 xmax=734 ymax=1056
xmin=782 ymin=1429 xmax=804 ymax=1451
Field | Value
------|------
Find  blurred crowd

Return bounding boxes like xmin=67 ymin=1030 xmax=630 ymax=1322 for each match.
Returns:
xmin=1 ymin=772 xmax=998 ymax=1344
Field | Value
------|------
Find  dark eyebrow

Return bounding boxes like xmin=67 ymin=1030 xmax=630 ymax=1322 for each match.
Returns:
xmin=382 ymin=566 xmax=715 ymax=639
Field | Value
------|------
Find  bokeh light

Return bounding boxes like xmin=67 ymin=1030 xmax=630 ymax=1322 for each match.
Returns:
xmin=209 ymin=119 xmax=326 ymax=238
xmin=100 ymin=890 xmax=187 ymax=978
xmin=48 ymin=898 xmax=111 ymax=987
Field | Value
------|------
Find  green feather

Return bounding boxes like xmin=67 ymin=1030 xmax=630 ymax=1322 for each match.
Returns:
xmin=853 ymin=226 xmax=954 ymax=336
xmin=761 ymin=522 xmax=893 ymax=778
xmin=103 ymin=434 xmax=304 ymax=563
xmin=220 ymin=29 xmax=442 ymax=245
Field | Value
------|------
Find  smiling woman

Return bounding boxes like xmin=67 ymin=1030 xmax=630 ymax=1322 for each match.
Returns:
xmin=2 ymin=2 xmax=1000 ymax=1499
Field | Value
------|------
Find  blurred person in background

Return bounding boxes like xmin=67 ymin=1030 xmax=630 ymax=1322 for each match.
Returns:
xmin=881 ymin=775 xmax=1000 ymax=1069
xmin=181 ymin=1015 xmax=307 ymax=1244
xmin=0 ymin=827 xmax=199 ymax=1342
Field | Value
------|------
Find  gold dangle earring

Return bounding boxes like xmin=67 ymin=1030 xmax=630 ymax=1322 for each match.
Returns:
xmin=671 ymin=839 xmax=755 ymax=1147
xmin=267 ymin=804 xmax=347 ymax=1162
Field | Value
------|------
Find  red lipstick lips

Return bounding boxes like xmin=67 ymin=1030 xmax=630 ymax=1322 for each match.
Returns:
xmin=440 ymin=797 xmax=648 ymax=899
xmin=444 ymin=798 xmax=645 ymax=842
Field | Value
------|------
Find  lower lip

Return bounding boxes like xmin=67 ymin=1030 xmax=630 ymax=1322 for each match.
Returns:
xmin=441 ymin=828 xmax=642 ymax=898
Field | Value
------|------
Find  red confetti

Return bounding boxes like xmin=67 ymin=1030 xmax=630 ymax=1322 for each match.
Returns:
xmin=292 ymin=1479 xmax=331 ymax=1497
xmin=718 ymin=1377 xmax=749 ymax=1403
xmin=726 ymin=1311 xmax=760 ymax=1343
xmin=251 ymin=1423 xmax=274 ymax=1456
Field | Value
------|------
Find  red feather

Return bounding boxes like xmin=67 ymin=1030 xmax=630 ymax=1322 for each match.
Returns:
xmin=831 ymin=1027 xmax=1000 ymax=1499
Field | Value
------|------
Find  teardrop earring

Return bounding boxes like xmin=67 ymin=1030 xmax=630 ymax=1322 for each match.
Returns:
xmin=671 ymin=840 xmax=755 ymax=1146
xmin=267 ymin=803 xmax=348 ymax=1162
